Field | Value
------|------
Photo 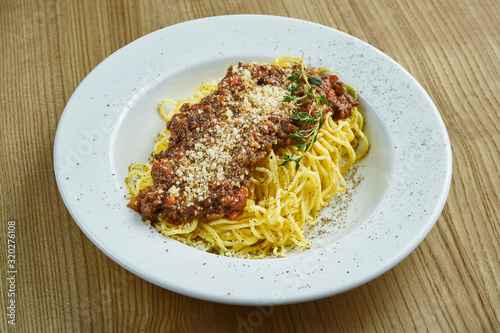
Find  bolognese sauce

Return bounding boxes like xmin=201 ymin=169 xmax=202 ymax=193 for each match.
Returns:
xmin=128 ymin=62 xmax=358 ymax=225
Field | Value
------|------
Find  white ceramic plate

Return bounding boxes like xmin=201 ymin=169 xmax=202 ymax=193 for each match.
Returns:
xmin=54 ymin=15 xmax=452 ymax=305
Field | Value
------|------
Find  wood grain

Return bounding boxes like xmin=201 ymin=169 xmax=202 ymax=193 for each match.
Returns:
xmin=1 ymin=0 xmax=499 ymax=331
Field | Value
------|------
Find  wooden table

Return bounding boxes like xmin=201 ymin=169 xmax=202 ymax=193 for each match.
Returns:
xmin=1 ymin=0 xmax=499 ymax=331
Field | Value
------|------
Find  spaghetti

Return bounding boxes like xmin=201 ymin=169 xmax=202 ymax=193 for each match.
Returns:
xmin=126 ymin=56 xmax=369 ymax=258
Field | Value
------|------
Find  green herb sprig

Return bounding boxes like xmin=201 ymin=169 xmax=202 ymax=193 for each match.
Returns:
xmin=280 ymin=55 xmax=328 ymax=171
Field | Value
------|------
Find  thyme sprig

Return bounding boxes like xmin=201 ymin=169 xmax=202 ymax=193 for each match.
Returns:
xmin=279 ymin=56 xmax=328 ymax=171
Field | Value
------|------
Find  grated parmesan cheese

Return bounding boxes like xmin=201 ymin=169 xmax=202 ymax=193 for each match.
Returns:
xmin=155 ymin=63 xmax=297 ymax=208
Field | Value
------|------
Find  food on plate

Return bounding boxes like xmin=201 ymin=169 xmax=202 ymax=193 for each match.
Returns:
xmin=126 ymin=55 xmax=369 ymax=258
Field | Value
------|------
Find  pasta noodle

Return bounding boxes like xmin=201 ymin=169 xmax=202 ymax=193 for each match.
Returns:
xmin=126 ymin=56 xmax=369 ymax=258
